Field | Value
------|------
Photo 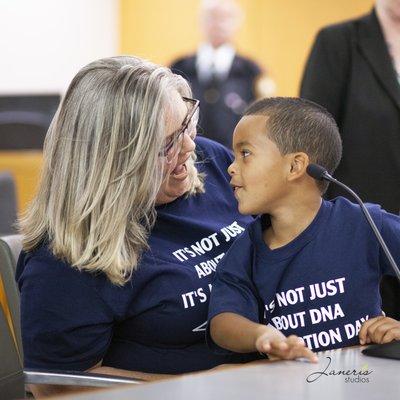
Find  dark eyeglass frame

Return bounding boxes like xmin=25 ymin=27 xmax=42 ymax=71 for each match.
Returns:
xmin=161 ymin=97 xmax=200 ymax=159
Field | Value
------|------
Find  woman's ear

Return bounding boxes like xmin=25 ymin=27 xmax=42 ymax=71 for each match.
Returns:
xmin=287 ymin=152 xmax=309 ymax=181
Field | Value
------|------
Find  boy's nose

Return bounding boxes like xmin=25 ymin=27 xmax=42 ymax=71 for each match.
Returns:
xmin=227 ymin=161 xmax=236 ymax=176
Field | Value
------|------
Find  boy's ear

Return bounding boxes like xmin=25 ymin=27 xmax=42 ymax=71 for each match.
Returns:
xmin=287 ymin=152 xmax=309 ymax=181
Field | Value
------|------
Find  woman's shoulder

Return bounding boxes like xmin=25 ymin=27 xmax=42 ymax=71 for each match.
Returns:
xmin=195 ymin=136 xmax=232 ymax=162
xmin=195 ymin=136 xmax=233 ymax=178
xmin=16 ymin=243 xmax=123 ymax=316
xmin=17 ymin=243 xmax=71 ymax=282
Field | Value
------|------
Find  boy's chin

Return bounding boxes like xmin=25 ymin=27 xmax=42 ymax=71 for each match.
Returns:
xmin=238 ymin=203 xmax=257 ymax=216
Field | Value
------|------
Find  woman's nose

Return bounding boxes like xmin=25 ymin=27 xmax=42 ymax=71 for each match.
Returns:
xmin=180 ymin=131 xmax=196 ymax=154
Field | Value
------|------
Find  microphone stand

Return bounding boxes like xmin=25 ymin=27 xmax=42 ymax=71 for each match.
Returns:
xmin=321 ymin=171 xmax=400 ymax=282
xmin=309 ymin=166 xmax=400 ymax=360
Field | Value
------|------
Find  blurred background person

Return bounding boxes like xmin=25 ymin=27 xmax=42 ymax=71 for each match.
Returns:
xmin=171 ymin=0 xmax=275 ymax=149
xmin=0 ymin=0 xmax=374 ymax=221
xmin=300 ymin=0 xmax=400 ymax=319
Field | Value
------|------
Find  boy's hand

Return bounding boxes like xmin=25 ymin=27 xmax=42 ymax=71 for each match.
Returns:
xmin=255 ymin=328 xmax=318 ymax=363
xmin=359 ymin=316 xmax=400 ymax=345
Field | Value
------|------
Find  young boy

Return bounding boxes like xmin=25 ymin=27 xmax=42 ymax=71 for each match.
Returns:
xmin=207 ymin=97 xmax=400 ymax=362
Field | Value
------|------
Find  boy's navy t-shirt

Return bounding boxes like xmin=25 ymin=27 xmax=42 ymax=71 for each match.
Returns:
xmin=208 ymin=198 xmax=400 ymax=352
xmin=16 ymin=137 xmax=259 ymax=374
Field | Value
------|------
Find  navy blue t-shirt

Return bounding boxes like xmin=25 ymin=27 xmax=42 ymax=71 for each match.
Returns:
xmin=16 ymin=137 xmax=259 ymax=374
xmin=208 ymin=198 xmax=400 ymax=352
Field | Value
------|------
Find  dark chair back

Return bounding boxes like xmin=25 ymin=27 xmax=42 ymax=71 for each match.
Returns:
xmin=0 ymin=304 xmax=25 ymax=399
xmin=0 ymin=172 xmax=17 ymax=236
xmin=0 ymin=94 xmax=60 ymax=150
xmin=0 ymin=235 xmax=23 ymax=359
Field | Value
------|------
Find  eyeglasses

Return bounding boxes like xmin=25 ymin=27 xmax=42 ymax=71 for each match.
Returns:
xmin=160 ymin=97 xmax=200 ymax=163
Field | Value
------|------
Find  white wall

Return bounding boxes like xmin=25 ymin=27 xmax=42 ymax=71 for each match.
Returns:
xmin=0 ymin=0 xmax=119 ymax=95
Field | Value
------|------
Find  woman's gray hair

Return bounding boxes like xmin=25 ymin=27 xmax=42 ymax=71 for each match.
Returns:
xmin=19 ymin=56 xmax=204 ymax=285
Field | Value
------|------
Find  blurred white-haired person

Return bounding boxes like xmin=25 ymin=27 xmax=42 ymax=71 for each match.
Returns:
xmin=171 ymin=0 xmax=275 ymax=149
xmin=17 ymin=56 xmax=260 ymax=398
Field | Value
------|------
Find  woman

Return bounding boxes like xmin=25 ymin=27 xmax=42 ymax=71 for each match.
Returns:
xmin=300 ymin=0 xmax=400 ymax=319
xmin=17 ymin=56 xmax=259 ymax=397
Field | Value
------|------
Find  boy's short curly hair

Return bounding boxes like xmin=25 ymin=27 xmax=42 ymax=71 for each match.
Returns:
xmin=244 ymin=97 xmax=342 ymax=193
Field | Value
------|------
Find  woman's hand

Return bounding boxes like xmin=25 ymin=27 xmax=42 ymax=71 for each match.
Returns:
xmin=255 ymin=327 xmax=318 ymax=363
xmin=359 ymin=316 xmax=400 ymax=345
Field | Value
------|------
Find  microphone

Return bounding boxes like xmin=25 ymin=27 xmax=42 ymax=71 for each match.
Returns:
xmin=307 ymin=163 xmax=400 ymax=360
xmin=306 ymin=164 xmax=332 ymax=181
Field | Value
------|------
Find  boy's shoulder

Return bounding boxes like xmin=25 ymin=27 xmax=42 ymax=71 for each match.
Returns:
xmin=221 ymin=216 xmax=262 ymax=260
xmin=329 ymin=196 xmax=384 ymax=224
xmin=324 ymin=197 xmax=400 ymax=243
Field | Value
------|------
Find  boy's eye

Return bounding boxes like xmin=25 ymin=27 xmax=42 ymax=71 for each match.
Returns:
xmin=240 ymin=149 xmax=251 ymax=158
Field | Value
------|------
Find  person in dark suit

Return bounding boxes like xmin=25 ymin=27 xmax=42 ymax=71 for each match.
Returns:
xmin=171 ymin=0 xmax=274 ymax=149
xmin=300 ymin=1 xmax=400 ymax=319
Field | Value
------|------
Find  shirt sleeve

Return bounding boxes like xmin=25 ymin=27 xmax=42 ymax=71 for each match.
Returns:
xmin=206 ymin=230 xmax=261 ymax=353
xmin=378 ymin=209 xmax=400 ymax=277
xmin=18 ymin=250 xmax=114 ymax=371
